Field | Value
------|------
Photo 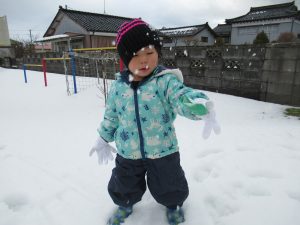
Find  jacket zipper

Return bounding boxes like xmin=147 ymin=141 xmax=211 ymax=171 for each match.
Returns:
xmin=133 ymin=88 xmax=146 ymax=159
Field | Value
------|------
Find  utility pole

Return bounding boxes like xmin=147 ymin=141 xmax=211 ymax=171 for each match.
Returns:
xmin=104 ymin=0 xmax=106 ymax=14
xmin=29 ymin=29 xmax=33 ymax=44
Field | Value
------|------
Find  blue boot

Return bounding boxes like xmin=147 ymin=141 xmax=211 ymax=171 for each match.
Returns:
xmin=107 ymin=206 xmax=133 ymax=225
xmin=166 ymin=207 xmax=185 ymax=225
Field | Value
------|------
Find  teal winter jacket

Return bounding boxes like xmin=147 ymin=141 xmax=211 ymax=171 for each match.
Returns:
xmin=98 ymin=66 xmax=209 ymax=160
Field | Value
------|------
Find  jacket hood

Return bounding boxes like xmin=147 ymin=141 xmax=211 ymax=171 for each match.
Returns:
xmin=116 ymin=65 xmax=184 ymax=84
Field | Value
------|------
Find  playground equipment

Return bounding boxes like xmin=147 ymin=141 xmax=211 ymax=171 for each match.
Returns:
xmin=23 ymin=64 xmax=44 ymax=85
xmin=22 ymin=47 xmax=121 ymax=102
xmin=66 ymin=47 xmax=120 ymax=102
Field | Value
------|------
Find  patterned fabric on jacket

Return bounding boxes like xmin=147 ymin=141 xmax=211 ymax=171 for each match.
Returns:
xmin=99 ymin=66 xmax=209 ymax=159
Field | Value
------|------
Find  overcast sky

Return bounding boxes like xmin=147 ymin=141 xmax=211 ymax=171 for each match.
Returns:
xmin=1 ymin=0 xmax=299 ymax=41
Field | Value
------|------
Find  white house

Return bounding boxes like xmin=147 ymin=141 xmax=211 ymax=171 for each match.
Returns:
xmin=158 ymin=23 xmax=217 ymax=47
xmin=40 ymin=6 xmax=132 ymax=52
xmin=226 ymin=1 xmax=300 ymax=44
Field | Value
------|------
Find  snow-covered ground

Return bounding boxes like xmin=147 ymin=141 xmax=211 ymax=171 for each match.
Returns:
xmin=0 ymin=67 xmax=300 ymax=225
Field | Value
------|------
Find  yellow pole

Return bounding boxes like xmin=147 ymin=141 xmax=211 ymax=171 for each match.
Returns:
xmin=73 ymin=47 xmax=116 ymax=52
xmin=45 ymin=58 xmax=70 ymax=61
xmin=24 ymin=64 xmax=43 ymax=67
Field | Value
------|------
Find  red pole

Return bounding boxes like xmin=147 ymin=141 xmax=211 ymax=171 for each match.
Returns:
xmin=42 ymin=58 xmax=47 ymax=87
xmin=119 ymin=59 xmax=124 ymax=72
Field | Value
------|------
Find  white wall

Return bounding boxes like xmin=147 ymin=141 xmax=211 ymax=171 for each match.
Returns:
xmin=231 ymin=18 xmax=300 ymax=45
xmin=54 ymin=15 xmax=87 ymax=35
xmin=0 ymin=16 xmax=11 ymax=46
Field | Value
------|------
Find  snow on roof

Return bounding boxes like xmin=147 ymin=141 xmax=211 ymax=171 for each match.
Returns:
xmin=160 ymin=27 xmax=198 ymax=36
xmin=159 ymin=25 xmax=206 ymax=37
xmin=36 ymin=34 xmax=69 ymax=42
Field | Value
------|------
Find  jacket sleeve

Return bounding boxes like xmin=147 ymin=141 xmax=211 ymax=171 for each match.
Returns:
xmin=97 ymin=81 xmax=119 ymax=142
xmin=162 ymin=74 xmax=210 ymax=120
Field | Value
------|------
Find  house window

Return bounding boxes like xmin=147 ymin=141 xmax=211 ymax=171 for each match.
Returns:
xmin=163 ymin=37 xmax=173 ymax=44
xmin=201 ymin=36 xmax=208 ymax=42
xmin=223 ymin=37 xmax=230 ymax=43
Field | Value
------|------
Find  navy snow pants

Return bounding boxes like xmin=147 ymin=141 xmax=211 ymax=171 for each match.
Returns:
xmin=108 ymin=152 xmax=189 ymax=208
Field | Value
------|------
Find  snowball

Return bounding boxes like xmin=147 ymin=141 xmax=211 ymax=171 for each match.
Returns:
xmin=184 ymin=50 xmax=188 ymax=56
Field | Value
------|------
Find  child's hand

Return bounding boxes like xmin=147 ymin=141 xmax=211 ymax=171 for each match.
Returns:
xmin=89 ymin=137 xmax=117 ymax=165
xmin=181 ymin=95 xmax=208 ymax=116
xmin=202 ymin=101 xmax=221 ymax=139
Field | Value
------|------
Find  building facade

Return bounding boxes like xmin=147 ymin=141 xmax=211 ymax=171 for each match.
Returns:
xmin=40 ymin=6 xmax=133 ymax=52
xmin=226 ymin=1 xmax=300 ymax=45
xmin=159 ymin=23 xmax=217 ymax=47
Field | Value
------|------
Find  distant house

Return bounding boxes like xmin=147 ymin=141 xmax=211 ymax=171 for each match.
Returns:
xmin=226 ymin=1 xmax=300 ymax=44
xmin=40 ymin=6 xmax=132 ymax=52
xmin=213 ymin=24 xmax=232 ymax=44
xmin=158 ymin=22 xmax=217 ymax=47
xmin=34 ymin=43 xmax=52 ymax=53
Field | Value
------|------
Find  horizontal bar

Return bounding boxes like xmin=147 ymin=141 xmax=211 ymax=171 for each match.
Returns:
xmin=45 ymin=57 xmax=70 ymax=61
xmin=72 ymin=47 xmax=116 ymax=51
xmin=24 ymin=64 xmax=43 ymax=67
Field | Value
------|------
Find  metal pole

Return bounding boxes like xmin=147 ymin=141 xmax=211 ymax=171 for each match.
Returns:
xmin=42 ymin=58 xmax=48 ymax=87
xmin=23 ymin=64 xmax=28 ymax=83
xmin=70 ymin=50 xmax=78 ymax=94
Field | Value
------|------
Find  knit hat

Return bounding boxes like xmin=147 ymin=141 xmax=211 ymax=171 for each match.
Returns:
xmin=116 ymin=18 xmax=162 ymax=67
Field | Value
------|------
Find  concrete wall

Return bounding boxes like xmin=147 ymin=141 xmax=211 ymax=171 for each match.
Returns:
xmin=161 ymin=45 xmax=265 ymax=100
xmin=161 ymin=43 xmax=300 ymax=106
xmin=261 ymin=43 xmax=300 ymax=106
xmin=22 ymin=43 xmax=300 ymax=106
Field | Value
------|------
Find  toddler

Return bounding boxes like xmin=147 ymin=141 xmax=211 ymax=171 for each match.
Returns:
xmin=90 ymin=18 xmax=220 ymax=225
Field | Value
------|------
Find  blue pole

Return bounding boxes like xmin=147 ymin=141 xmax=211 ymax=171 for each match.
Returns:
xmin=23 ymin=64 xmax=28 ymax=83
xmin=70 ymin=50 xmax=77 ymax=94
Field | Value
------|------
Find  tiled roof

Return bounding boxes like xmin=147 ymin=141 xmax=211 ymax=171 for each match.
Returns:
xmin=60 ymin=7 xmax=133 ymax=32
xmin=213 ymin=24 xmax=232 ymax=36
xmin=44 ymin=6 xmax=133 ymax=36
xmin=159 ymin=23 xmax=216 ymax=37
xmin=226 ymin=1 xmax=300 ymax=24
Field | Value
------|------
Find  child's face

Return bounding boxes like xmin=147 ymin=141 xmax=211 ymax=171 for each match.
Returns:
xmin=128 ymin=45 xmax=159 ymax=81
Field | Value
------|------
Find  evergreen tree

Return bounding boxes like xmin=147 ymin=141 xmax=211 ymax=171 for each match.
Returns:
xmin=253 ymin=31 xmax=269 ymax=45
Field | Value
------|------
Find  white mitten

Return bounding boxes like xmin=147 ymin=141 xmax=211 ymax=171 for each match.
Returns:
xmin=89 ymin=137 xmax=117 ymax=165
xmin=202 ymin=101 xmax=221 ymax=139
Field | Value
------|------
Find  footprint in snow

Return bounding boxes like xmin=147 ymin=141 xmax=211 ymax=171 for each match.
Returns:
xmin=236 ymin=146 xmax=258 ymax=152
xmin=246 ymin=169 xmax=282 ymax=179
xmin=286 ymin=191 xmax=300 ymax=202
xmin=192 ymin=163 xmax=218 ymax=182
xmin=245 ymin=185 xmax=271 ymax=197
xmin=3 ymin=192 xmax=29 ymax=211
xmin=196 ymin=148 xmax=223 ymax=158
